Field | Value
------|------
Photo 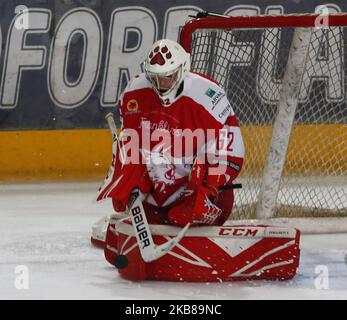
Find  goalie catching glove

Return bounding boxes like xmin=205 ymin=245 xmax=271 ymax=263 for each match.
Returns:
xmin=168 ymin=162 xmax=227 ymax=227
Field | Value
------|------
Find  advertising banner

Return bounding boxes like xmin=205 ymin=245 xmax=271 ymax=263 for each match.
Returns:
xmin=0 ymin=0 xmax=346 ymax=130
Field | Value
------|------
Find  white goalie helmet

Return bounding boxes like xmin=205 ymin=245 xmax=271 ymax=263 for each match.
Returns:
xmin=144 ymin=39 xmax=190 ymax=106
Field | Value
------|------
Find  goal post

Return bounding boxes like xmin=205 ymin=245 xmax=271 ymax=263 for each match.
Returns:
xmin=180 ymin=13 xmax=347 ymax=232
xmin=256 ymin=27 xmax=313 ymax=219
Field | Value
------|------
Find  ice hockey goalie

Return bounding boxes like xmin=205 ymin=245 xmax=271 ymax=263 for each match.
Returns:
xmin=91 ymin=39 xmax=301 ymax=282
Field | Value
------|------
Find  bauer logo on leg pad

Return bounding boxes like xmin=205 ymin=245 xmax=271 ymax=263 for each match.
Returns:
xmin=131 ymin=206 xmax=151 ymax=249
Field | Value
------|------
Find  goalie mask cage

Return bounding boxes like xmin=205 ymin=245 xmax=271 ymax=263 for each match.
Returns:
xmin=180 ymin=13 xmax=347 ymax=233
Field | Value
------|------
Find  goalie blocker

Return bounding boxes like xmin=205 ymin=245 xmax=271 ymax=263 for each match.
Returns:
xmin=105 ymin=217 xmax=300 ymax=282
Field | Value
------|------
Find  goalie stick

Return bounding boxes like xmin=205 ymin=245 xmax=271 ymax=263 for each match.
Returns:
xmin=127 ymin=189 xmax=190 ymax=262
xmin=105 ymin=112 xmax=190 ymax=263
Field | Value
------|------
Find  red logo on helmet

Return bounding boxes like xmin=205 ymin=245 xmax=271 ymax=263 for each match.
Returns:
xmin=149 ymin=46 xmax=172 ymax=66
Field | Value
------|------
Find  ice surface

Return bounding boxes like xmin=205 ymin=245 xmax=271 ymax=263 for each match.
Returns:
xmin=0 ymin=181 xmax=346 ymax=300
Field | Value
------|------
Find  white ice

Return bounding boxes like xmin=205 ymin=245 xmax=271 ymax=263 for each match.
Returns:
xmin=0 ymin=181 xmax=346 ymax=300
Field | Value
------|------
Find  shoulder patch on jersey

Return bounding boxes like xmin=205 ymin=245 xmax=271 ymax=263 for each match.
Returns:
xmin=205 ymin=88 xmax=217 ymax=98
xmin=185 ymin=73 xmax=235 ymax=124
xmin=126 ymin=99 xmax=139 ymax=112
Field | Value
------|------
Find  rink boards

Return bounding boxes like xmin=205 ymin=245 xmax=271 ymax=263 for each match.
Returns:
xmin=0 ymin=124 xmax=345 ymax=180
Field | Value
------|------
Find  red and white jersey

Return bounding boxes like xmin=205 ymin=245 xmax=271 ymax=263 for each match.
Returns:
xmin=100 ymin=72 xmax=244 ymax=207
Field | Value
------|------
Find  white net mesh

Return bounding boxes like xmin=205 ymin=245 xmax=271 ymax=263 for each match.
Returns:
xmin=188 ymin=21 xmax=347 ymax=219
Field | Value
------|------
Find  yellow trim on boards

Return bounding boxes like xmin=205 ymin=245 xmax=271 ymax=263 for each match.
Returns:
xmin=0 ymin=124 xmax=345 ymax=181
xmin=0 ymin=129 xmax=113 ymax=181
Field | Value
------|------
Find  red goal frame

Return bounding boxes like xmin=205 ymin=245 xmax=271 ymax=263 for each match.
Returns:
xmin=180 ymin=13 xmax=347 ymax=53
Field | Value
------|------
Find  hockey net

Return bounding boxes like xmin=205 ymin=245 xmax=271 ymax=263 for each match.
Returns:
xmin=180 ymin=13 xmax=347 ymax=232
